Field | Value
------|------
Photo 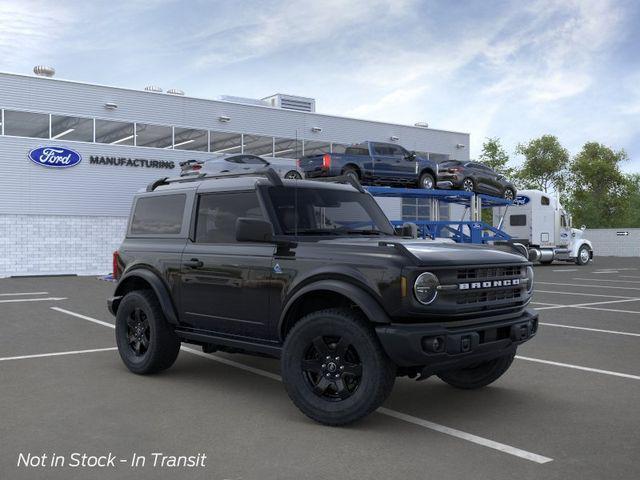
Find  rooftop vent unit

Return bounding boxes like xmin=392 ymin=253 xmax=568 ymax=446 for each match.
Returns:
xmin=167 ymin=88 xmax=185 ymax=96
xmin=144 ymin=85 xmax=163 ymax=93
xmin=414 ymin=122 xmax=429 ymax=128
xmin=262 ymin=94 xmax=316 ymax=113
xmin=33 ymin=65 xmax=55 ymax=77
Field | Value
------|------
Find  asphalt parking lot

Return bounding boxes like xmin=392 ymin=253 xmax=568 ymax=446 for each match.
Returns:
xmin=1 ymin=257 xmax=639 ymax=480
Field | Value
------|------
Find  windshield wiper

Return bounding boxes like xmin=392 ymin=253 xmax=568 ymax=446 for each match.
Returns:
xmin=336 ymin=229 xmax=387 ymax=235
xmin=291 ymin=229 xmax=344 ymax=235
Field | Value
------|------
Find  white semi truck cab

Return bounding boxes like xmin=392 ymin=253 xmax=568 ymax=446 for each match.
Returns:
xmin=493 ymin=189 xmax=593 ymax=265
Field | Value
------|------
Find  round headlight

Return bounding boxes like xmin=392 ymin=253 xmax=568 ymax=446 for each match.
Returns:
xmin=526 ymin=266 xmax=534 ymax=293
xmin=414 ymin=272 xmax=439 ymax=305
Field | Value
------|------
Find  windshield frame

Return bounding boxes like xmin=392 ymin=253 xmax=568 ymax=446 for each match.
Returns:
xmin=258 ymin=184 xmax=396 ymax=238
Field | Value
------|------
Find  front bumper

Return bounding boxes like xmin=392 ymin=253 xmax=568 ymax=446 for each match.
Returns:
xmin=375 ymin=309 xmax=538 ymax=373
xmin=107 ymin=296 xmax=122 ymax=316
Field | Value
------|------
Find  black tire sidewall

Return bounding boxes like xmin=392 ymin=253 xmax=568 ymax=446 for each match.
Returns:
xmin=282 ymin=310 xmax=394 ymax=424
xmin=576 ymin=246 xmax=590 ymax=265
xmin=115 ymin=290 xmax=179 ymax=374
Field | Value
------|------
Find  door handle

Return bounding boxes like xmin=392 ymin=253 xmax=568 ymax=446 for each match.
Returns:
xmin=184 ymin=258 xmax=203 ymax=268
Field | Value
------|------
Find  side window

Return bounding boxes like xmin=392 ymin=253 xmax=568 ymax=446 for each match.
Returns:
xmin=130 ymin=194 xmax=186 ymax=235
xmin=510 ymin=215 xmax=527 ymax=226
xmin=195 ymin=192 xmax=264 ymax=243
xmin=373 ymin=144 xmax=391 ymax=155
xmin=388 ymin=145 xmax=406 ymax=157
xmin=541 ymin=196 xmax=550 ymax=206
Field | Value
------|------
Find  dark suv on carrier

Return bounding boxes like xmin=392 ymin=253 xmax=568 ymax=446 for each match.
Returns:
xmin=109 ymin=169 xmax=538 ymax=425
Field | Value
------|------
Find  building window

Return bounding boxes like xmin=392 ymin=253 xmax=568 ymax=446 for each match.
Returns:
xmin=211 ymin=132 xmax=242 ymax=154
xmin=273 ymin=137 xmax=302 ymax=158
xmin=173 ymin=127 xmax=208 ymax=151
xmin=50 ymin=115 xmax=94 ymax=142
xmin=427 ymin=153 xmax=450 ymax=163
xmin=243 ymin=134 xmax=274 ymax=156
xmin=303 ymin=140 xmax=331 ymax=156
xmin=3 ymin=110 xmax=49 ymax=138
xmin=135 ymin=123 xmax=172 ymax=149
xmin=95 ymin=119 xmax=134 ymax=145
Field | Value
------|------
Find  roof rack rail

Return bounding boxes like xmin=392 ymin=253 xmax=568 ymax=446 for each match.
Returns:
xmin=310 ymin=174 xmax=365 ymax=193
xmin=145 ymin=167 xmax=283 ymax=192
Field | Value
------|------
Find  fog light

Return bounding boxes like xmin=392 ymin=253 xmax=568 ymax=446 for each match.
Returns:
xmin=422 ymin=336 xmax=445 ymax=353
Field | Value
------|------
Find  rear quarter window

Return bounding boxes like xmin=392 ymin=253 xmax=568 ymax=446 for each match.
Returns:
xmin=130 ymin=194 xmax=186 ymax=235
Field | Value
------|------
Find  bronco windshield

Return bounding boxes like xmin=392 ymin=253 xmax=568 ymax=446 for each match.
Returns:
xmin=267 ymin=186 xmax=395 ymax=236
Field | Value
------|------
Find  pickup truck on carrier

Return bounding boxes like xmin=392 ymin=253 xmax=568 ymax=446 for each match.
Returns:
xmin=298 ymin=141 xmax=441 ymax=189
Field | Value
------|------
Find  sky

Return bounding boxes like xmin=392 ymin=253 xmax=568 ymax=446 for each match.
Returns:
xmin=1 ymin=0 xmax=639 ymax=171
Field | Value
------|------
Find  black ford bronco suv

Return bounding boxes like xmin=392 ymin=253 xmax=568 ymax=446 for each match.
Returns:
xmin=109 ymin=169 xmax=538 ymax=425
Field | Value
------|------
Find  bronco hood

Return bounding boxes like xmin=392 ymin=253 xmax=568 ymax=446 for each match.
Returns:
xmin=319 ymin=237 xmax=526 ymax=266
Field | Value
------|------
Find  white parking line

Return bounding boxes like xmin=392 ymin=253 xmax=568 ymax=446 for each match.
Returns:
xmin=537 ymin=282 xmax=640 ymax=291
xmin=619 ymin=275 xmax=640 ymax=279
xmin=573 ymin=277 xmax=640 ymax=284
xmin=551 ymin=269 xmax=578 ymax=272
xmin=377 ymin=407 xmax=553 ymax=464
xmin=535 ymin=290 xmax=637 ymax=299
xmin=0 ymin=297 xmax=67 ymax=304
xmin=575 ymin=306 xmax=640 ymax=315
xmin=48 ymin=307 xmax=553 ymax=464
xmin=0 ymin=292 xmax=49 ymax=296
xmin=532 ymin=298 xmax=640 ymax=311
xmin=539 ymin=322 xmax=640 ymax=337
xmin=51 ymin=307 xmax=115 ymax=329
xmin=0 ymin=347 xmax=117 ymax=362
xmin=530 ymin=302 xmax=562 ymax=307
xmin=516 ymin=356 xmax=640 ymax=381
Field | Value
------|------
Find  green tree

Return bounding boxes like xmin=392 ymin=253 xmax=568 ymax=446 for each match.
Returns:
xmin=515 ymin=135 xmax=569 ymax=192
xmin=624 ymin=174 xmax=640 ymax=227
xmin=478 ymin=137 xmax=515 ymax=178
xmin=567 ymin=142 xmax=629 ymax=228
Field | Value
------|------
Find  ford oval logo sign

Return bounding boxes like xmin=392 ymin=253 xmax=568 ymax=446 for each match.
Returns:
xmin=513 ymin=195 xmax=530 ymax=206
xmin=28 ymin=146 xmax=82 ymax=168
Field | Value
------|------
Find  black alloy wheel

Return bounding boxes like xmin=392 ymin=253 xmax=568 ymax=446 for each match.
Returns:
xmin=281 ymin=308 xmax=396 ymax=425
xmin=127 ymin=308 xmax=150 ymax=356
xmin=302 ymin=335 xmax=363 ymax=401
xmin=115 ymin=290 xmax=181 ymax=375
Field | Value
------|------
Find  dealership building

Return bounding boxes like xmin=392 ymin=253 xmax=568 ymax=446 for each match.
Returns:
xmin=0 ymin=69 xmax=470 ymax=277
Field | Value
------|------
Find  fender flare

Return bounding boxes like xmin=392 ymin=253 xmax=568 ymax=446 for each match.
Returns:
xmin=113 ymin=268 xmax=179 ymax=325
xmin=278 ymin=279 xmax=392 ymax=339
xmin=571 ymin=239 xmax=593 ymax=258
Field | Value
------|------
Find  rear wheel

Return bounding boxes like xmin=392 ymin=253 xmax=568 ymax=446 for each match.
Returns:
xmin=437 ymin=351 xmax=515 ymax=389
xmin=115 ymin=290 xmax=180 ymax=375
xmin=462 ymin=178 xmax=475 ymax=192
xmin=281 ymin=308 xmax=396 ymax=425
xmin=342 ymin=167 xmax=359 ymax=182
xmin=419 ymin=172 xmax=435 ymax=189
xmin=284 ymin=170 xmax=302 ymax=180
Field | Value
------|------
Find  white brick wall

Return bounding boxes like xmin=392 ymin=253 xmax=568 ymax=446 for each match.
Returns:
xmin=0 ymin=214 xmax=127 ymax=277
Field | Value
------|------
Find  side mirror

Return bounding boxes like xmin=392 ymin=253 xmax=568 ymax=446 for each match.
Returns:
xmin=395 ymin=222 xmax=418 ymax=238
xmin=405 ymin=151 xmax=416 ymax=161
xmin=236 ymin=218 xmax=273 ymax=243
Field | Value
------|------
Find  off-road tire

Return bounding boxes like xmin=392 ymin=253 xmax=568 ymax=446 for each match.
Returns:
xmin=419 ymin=172 xmax=435 ymax=189
xmin=437 ymin=351 xmax=515 ymax=389
xmin=281 ymin=308 xmax=396 ymax=426
xmin=115 ymin=290 xmax=181 ymax=375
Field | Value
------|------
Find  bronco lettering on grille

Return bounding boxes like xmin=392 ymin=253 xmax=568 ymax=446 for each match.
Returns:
xmin=459 ymin=279 xmax=520 ymax=290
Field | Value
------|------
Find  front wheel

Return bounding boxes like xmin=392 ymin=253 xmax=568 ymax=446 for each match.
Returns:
xmin=461 ymin=178 xmax=475 ymax=192
xmin=503 ymin=187 xmax=515 ymax=201
xmin=576 ymin=245 xmax=591 ymax=265
xmin=281 ymin=308 xmax=396 ymax=425
xmin=437 ymin=351 xmax=515 ymax=389
xmin=419 ymin=172 xmax=435 ymax=189
xmin=115 ymin=290 xmax=181 ymax=375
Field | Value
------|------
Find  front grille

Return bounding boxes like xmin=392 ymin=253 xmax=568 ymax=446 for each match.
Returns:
xmin=457 ymin=266 xmax=522 ymax=281
xmin=456 ymin=287 xmax=522 ymax=305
